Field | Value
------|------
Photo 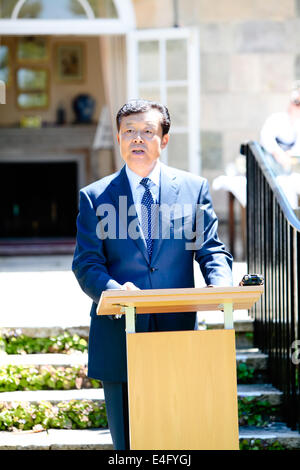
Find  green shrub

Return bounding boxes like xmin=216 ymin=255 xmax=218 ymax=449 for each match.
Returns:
xmin=0 ymin=364 xmax=101 ymax=392
xmin=239 ymin=438 xmax=286 ymax=450
xmin=0 ymin=330 xmax=88 ymax=355
xmin=238 ymin=397 xmax=279 ymax=427
xmin=237 ymin=362 xmax=255 ymax=383
xmin=0 ymin=400 xmax=107 ymax=431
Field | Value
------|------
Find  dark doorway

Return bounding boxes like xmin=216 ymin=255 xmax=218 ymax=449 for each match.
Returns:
xmin=0 ymin=161 xmax=78 ymax=238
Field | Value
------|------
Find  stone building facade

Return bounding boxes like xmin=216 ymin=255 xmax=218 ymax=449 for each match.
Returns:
xmin=0 ymin=0 xmax=299 ymax=247
xmin=133 ymin=0 xmax=300 ymax=216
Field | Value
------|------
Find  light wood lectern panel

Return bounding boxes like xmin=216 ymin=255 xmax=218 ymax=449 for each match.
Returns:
xmin=127 ymin=329 xmax=239 ymax=450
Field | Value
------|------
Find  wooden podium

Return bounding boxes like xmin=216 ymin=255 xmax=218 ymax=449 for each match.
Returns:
xmin=97 ymin=286 xmax=264 ymax=450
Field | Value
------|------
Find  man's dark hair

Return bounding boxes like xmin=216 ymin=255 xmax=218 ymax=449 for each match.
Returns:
xmin=116 ymin=99 xmax=171 ymax=136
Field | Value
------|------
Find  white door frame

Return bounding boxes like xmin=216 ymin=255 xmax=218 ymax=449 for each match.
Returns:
xmin=0 ymin=0 xmax=135 ymax=35
xmin=127 ymin=27 xmax=201 ymax=175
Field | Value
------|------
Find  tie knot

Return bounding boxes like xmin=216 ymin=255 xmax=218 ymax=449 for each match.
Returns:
xmin=140 ymin=177 xmax=151 ymax=189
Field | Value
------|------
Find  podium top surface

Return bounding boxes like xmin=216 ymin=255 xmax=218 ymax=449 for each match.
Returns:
xmin=97 ymin=286 xmax=264 ymax=315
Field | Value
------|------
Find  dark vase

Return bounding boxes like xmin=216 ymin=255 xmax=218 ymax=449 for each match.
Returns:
xmin=73 ymin=93 xmax=95 ymax=124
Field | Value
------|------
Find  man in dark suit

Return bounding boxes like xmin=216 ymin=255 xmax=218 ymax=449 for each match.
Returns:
xmin=72 ymin=99 xmax=233 ymax=450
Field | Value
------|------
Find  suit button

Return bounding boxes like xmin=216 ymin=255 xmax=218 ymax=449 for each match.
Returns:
xmin=150 ymin=267 xmax=156 ymax=272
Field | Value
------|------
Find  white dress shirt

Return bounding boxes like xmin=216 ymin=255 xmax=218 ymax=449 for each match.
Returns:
xmin=260 ymin=111 xmax=300 ymax=155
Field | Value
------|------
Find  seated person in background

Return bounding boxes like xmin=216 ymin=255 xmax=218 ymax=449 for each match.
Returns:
xmin=260 ymin=83 xmax=300 ymax=209
xmin=260 ymin=82 xmax=300 ymax=174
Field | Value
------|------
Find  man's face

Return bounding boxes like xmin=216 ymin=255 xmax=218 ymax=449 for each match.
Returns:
xmin=117 ymin=109 xmax=169 ymax=176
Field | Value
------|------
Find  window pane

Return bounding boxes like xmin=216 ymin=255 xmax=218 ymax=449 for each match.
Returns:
xmin=0 ymin=0 xmax=19 ymax=18
xmin=90 ymin=0 xmax=118 ymax=18
xmin=166 ymin=39 xmax=187 ymax=81
xmin=167 ymin=133 xmax=189 ymax=171
xmin=0 ymin=45 xmax=9 ymax=83
xmin=18 ymin=0 xmax=86 ymax=19
xmin=17 ymin=68 xmax=48 ymax=91
xmin=138 ymin=41 xmax=160 ymax=82
xmin=167 ymin=86 xmax=188 ymax=127
xmin=18 ymin=92 xmax=48 ymax=109
xmin=17 ymin=37 xmax=48 ymax=61
xmin=16 ymin=0 xmax=117 ymax=19
xmin=138 ymin=86 xmax=161 ymax=103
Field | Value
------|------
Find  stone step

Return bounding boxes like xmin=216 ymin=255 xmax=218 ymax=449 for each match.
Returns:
xmin=0 ymin=383 xmax=281 ymax=406
xmin=0 ymin=352 xmax=88 ymax=367
xmin=237 ymin=383 xmax=282 ymax=405
xmin=0 ymin=428 xmax=113 ymax=450
xmin=0 ymin=319 xmax=254 ymax=340
xmin=236 ymin=349 xmax=268 ymax=370
xmin=204 ymin=318 xmax=253 ymax=332
xmin=0 ymin=326 xmax=90 ymax=341
xmin=0 ymin=388 xmax=105 ymax=404
xmin=0 ymin=350 xmax=269 ymax=390
xmin=202 ymin=318 xmax=254 ymax=349
xmin=1 ymin=348 xmax=266 ymax=368
xmin=1 ymin=424 xmax=300 ymax=450
xmin=239 ymin=423 xmax=300 ymax=450
xmin=0 ymin=383 xmax=282 ymax=407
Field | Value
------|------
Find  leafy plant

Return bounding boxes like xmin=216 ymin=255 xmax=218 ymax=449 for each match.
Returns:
xmin=0 ymin=364 xmax=101 ymax=392
xmin=239 ymin=438 xmax=286 ymax=450
xmin=0 ymin=330 xmax=88 ymax=355
xmin=0 ymin=400 xmax=107 ymax=431
xmin=245 ymin=332 xmax=254 ymax=341
xmin=238 ymin=397 xmax=279 ymax=427
xmin=237 ymin=362 xmax=255 ymax=383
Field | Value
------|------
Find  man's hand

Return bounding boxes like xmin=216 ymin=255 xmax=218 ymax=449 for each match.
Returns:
xmin=122 ymin=281 xmax=140 ymax=291
xmin=113 ymin=282 xmax=140 ymax=319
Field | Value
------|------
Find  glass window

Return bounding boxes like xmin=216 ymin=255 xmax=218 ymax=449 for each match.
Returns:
xmin=17 ymin=68 xmax=48 ymax=91
xmin=0 ymin=0 xmax=19 ymax=18
xmin=17 ymin=37 xmax=48 ymax=62
xmin=127 ymin=30 xmax=200 ymax=174
xmin=138 ymin=86 xmax=161 ymax=103
xmin=17 ymin=92 xmax=48 ymax=109
xmin=0 ymin=45 xmax=10 ymax=84
xmin=90 ymin=0 xmax=118 ymax=18
xmin=166 ymin=39 xmax=187 ymax=81
xmin=138 ymin=41 xmax=160 ymax=83
xmin=167 ymin=133 xmax=189 ymax=171
xmin=167 ymin=86 xmax=188 ymax=128
xmin=18 ymin=0 xmax=86 ymax=19
xmin=12 ymin=0 xmax=118 ymax=19
xmin=17 ymin=67 xmax=49 ymax=109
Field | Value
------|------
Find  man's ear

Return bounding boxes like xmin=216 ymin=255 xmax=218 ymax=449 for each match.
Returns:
xmin=116 ymin=133 xmax=120 ymax=145
xmin=161 ymin=133 xmax=169 ymax=149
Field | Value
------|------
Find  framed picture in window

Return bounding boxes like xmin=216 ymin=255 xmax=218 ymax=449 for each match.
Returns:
xmin=17 ymin=37 xmax=49 ymax=62
xmin=0 ymin=45 xmax=11 ymax=87
xmin=16 ymin=66 xmax=50 ymax=110
xmin=55 ymin=43 xmax=85 ymax=83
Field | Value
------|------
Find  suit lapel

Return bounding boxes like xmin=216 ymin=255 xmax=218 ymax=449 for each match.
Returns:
xmin=107 ymin=166 xmax=149 ymax=263
xmin=151 ymin=163 xmax=179 ymax=264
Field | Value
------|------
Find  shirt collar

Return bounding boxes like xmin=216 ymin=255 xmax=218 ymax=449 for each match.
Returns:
xmin=125 ymin=160 xmax=161 ymax=190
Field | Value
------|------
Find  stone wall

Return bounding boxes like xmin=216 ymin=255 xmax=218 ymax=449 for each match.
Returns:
xmin=132 ymin=0 xmax=299 ymax=218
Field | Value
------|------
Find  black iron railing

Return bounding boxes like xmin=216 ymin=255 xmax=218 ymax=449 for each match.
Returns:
xmin=241 ymin=141 xmax=300 ymax=432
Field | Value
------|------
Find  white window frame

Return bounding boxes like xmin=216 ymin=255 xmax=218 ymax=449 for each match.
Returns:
xmin=0 ymin=0 xmax=135 ymax=35
xmin=127 ymin=27 xmax=201 ymax=175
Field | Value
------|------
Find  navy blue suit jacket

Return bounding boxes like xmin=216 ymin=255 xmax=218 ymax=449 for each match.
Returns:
xmin=72 ymin=163 xmax=233 ymax=382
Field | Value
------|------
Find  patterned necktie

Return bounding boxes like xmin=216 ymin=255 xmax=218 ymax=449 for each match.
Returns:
xmin=140 ymin=177 xmax=155 ymax=258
